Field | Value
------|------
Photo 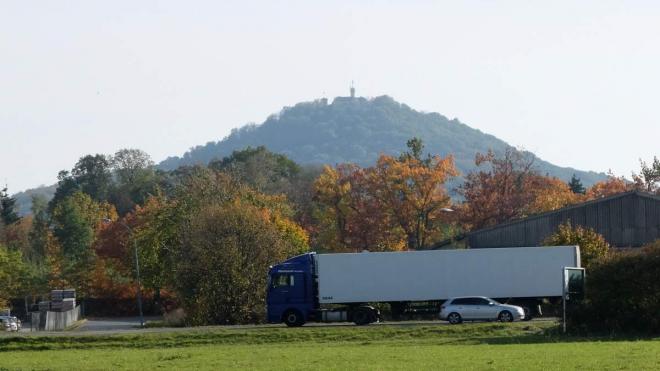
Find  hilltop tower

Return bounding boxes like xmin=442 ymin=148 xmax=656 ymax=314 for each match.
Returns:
xmin=350 ymin=81 xmax=355 ymax=98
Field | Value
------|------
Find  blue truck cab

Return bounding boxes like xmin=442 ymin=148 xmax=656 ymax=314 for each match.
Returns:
xmin=266 ymin=253 xmax=317 ymax=326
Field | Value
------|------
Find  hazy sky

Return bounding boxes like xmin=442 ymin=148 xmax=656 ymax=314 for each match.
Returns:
xmin=1 ymin=1 xmax=659 ymax=193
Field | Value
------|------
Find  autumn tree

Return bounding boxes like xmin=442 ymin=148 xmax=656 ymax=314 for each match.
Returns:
xmin=459 ymin=148 xmax=581 ymax=231
xmin=527 ymin=176 xmax=580 ymax=214
xmin=314 ymin=164 xmax=405 ymax=251
xmin=314 ymin=138 xmax=457 ymax=251
xmin=585 ymin=172 xmax=629 ymax=200
xmin=370 ymin=140 xmax=458 ymax=250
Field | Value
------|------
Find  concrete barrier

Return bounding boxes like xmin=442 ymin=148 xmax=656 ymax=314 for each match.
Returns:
xmin=39 ymin=306 xmax=80 ymax=331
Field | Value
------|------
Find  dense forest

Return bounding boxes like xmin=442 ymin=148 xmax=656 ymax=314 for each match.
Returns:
xmin=160 ymin=95 xmax=606 ymax=185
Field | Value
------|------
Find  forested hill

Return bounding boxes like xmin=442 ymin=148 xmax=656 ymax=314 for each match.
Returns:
xmin=159 ymin=95 xmax=606 ymax=185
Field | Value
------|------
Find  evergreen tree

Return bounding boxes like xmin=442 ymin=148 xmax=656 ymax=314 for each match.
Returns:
xmin=568 ymin=174 xmax=586 ymax=194
xmin=0 ymin=187 xmax=20 ymax=225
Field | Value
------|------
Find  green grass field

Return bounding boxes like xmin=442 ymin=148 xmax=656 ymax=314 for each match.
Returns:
xmin=1 ymin=321 xmax=659 ymax=370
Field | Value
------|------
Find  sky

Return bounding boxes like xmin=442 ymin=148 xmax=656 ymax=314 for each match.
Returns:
xmin=1 ymin=0 xmax=659 ymax=193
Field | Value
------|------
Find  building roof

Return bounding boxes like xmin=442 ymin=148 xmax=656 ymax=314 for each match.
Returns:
xmin=465 ymin=191 xmax=660 ymax=248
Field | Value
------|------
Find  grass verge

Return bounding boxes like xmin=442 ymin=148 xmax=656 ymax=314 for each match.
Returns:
xmin=1 ymin=321 xmax=659 ymax=370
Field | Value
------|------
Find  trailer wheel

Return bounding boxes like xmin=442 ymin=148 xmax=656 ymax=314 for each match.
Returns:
xmin=498 ymin=310 xmax=514 ymax=323
xmin=352 ymin=308 xmax=372 ymax=326
xmin=283 ymin=309 xmax=305 ymax=327
xmin=447 ymin=312 xmax=462 ymax=325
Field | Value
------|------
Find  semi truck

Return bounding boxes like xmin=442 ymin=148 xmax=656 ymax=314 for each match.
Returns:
xmin=266 ymin=246 xmax=581 ymax=326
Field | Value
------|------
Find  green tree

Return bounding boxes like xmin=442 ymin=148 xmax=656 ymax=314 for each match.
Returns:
xmin=27 ymin=195 xmax=49 ymax=264
xmin=209 ymin=146 xmax=301 ymax=194
xmin=51 ymin=191 xmax=116 ymax=296
xmin=0 ymin=243 xmax=28 ymax=308
xmin=110 ymin=149 xmax=159 ymax=215
xmin=568 ymin=174 xmax=586 ymax=194
xmin=543 ymin=222 xmax=610 ymax=270
xmin=0 ymin=187 xmax=20 ymax=226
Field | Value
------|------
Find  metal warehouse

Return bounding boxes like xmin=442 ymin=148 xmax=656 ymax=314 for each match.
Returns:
xmin=467 ymin=191 xmax=660 ymax=248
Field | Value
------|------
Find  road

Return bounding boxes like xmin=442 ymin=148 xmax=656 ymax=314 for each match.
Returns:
xmin=4 ymin=317 xmax=557 ymax=337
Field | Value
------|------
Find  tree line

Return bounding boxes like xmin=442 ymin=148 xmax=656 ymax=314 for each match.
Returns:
xmin=1 ymin=142 xmax=658 ymax=324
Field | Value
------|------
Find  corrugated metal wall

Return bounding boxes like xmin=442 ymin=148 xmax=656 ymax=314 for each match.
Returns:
xmin=468 ymin=192 xmax=660 ymax=248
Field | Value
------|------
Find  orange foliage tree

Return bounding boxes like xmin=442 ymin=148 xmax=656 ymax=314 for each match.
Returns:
xmin=314 ymin=138 xmax=458 ymax=251
xmin=585 ymin=172 xmax=629 ymax=200
xmin=459 ymin=148 xmax=578 ymax=230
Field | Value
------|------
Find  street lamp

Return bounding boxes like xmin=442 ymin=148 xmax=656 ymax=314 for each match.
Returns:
xmin=102 ymin=218 xmax=145 ymax=328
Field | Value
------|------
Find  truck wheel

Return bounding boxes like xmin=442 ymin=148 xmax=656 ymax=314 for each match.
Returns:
xmin=283 ymin=310 xmax=305 ymax=327
xmin=498 ymin=311 xmax=513 ymax=323
xmin=447 ymin=312 xmax=462 ymax=325
xmin=353 ymin=308 xmax=372 ymax=326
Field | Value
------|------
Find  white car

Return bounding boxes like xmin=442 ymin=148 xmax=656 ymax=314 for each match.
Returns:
xmin=2 ymin=317 xmax=18 ymax=332
xmin=440 ymin=296 xmax=525 ymax=324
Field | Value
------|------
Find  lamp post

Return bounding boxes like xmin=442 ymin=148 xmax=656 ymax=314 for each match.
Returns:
xmin=103 ymin=218 xmax=144 ymax=327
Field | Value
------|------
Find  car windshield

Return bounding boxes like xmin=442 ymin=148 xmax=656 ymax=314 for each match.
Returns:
xmin=488 ymin=299 xmax=501 ymax=305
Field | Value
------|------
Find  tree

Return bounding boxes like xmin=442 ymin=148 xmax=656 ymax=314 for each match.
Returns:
xmin=209 ymin=146 xmax=301 ymax=195
xmin=568 ymin=174 xmax=586 ymax=194
xmin=0 ymin=244 xmax=28 ymax=308
xmin=458 ymin=148 xmax=538 ymax=230
xmin=543 ymin=222 xmax=610 ymax=270
xmin=459 ymin=149 xmax=582 ymax=230
xmin=632 ymin=156 xmax=660 ymax=194
xmin=370 ymin=143 xmax=458 ymax=250
xmin=70 ymin=154 xmax=114 ymax=202
xmin=112 ymin=149 xmax=155 ymax=185
xmin=0 ymin=187 xmax=20 ymax=226
xmin=110 ymin=149 xmax=159 ymax=215
xmin=51 ymin=191 xmax=117 ymax=296
xmin=155 ymin=166 xmax=309 ymax=324
xmin=527 ymin=176 xmax=580 ymax=214
xmin=314 ymin=164 xmax=405 ymax=252
xmin=585 ymin=172 xmax=629 ymax=200
xmin=314 ymin=139 xmax=458 ymax=251
xmin=27 ymin=195 xmax=50 ymax=264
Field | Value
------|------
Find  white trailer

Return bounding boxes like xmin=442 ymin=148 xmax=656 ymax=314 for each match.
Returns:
xmin=316 ymin=246 xmax=580 ymax=304
xmin=266 ymin=246 xmax=581 ymax=326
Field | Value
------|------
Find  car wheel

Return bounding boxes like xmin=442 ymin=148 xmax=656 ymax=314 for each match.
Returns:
xmin=522 ymin=306 xmax=533 ymax=321
xmin=498 ymin=310 xmax=513 ymax=323
xmin=283 ymin=309 xmax=305 ymax=327
xmin=447 ymin=312 xmax=462 ymax=325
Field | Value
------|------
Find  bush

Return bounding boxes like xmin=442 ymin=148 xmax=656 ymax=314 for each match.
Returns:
xmin=174 ymin=202 xmax=307 ymax=325
xmin=543 ymin=222 xmax=610 ymax=270
xmin=568 ymin=240 xmax=660 ymax=334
